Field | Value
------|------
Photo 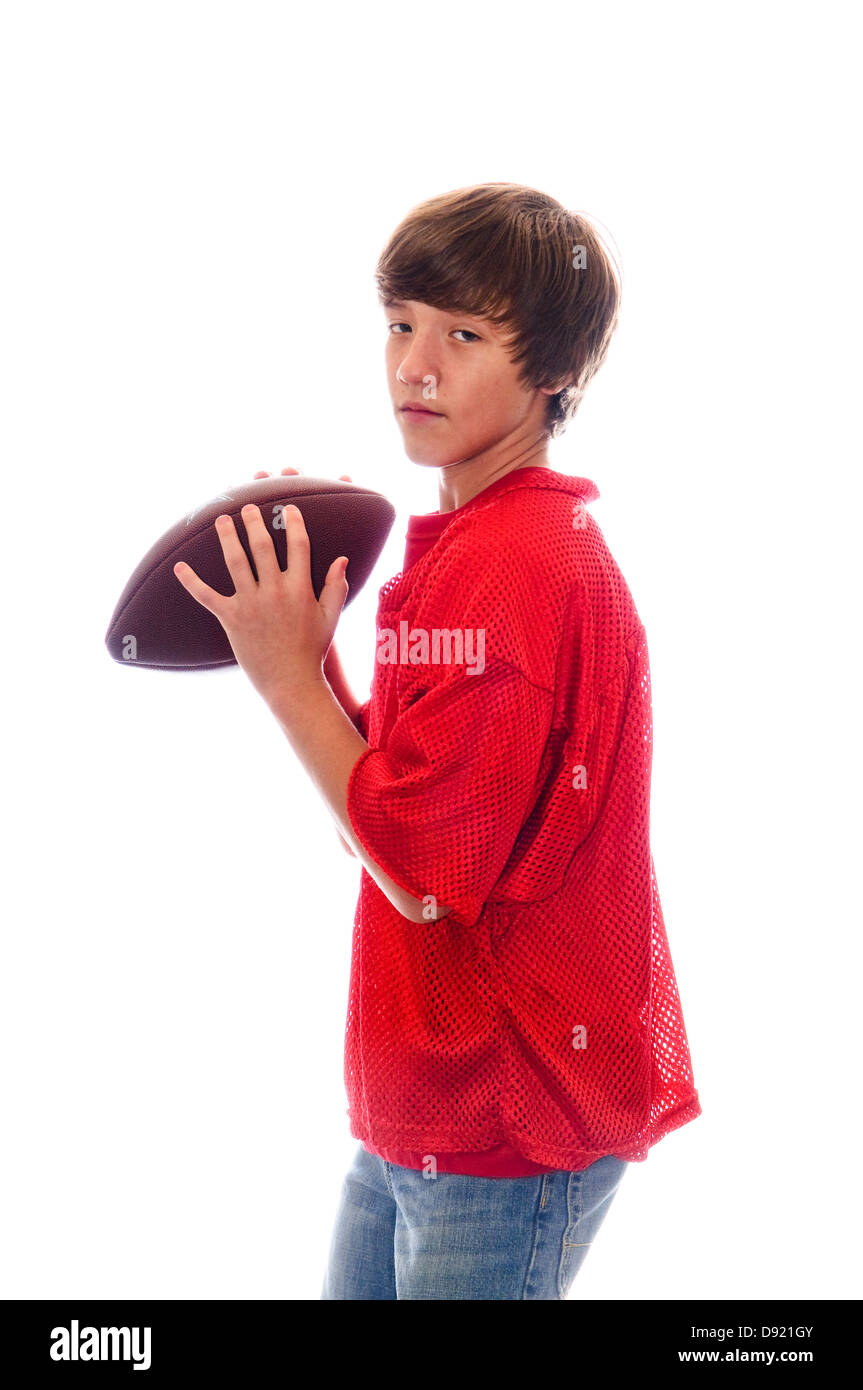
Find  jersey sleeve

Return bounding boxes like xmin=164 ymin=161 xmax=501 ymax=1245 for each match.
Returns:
xmin=346 ymin=659 xmax=554 ymax=927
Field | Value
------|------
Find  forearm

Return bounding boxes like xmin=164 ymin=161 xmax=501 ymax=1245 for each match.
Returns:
xmin=267 ymin=673 xmax=450 ymax=923
xmin=322 ymin=642 xmax=363 ymax=855
xmin=322 ymin=641 xmax=362 ymax=727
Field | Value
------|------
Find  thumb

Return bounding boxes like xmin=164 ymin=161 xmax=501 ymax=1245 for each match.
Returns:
xmin=318 ymin=556 xmax=349 ymax=627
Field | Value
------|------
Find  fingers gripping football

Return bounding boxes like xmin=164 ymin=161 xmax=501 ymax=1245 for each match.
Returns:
xmin=172 ymin=498 xmax=349 ymax=701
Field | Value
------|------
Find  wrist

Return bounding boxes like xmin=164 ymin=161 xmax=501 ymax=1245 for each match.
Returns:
xmin=265 ymin=668 xmax=328 ymax=715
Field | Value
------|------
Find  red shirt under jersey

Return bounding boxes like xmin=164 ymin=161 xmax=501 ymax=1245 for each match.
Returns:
xmin=343 ymin=465 xmax=701 ymax=1176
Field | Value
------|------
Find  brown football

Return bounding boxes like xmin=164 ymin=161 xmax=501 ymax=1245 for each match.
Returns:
xmin=105 ymin=474 xmax=396 ymax=670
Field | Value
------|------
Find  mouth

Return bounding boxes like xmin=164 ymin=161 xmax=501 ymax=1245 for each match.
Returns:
xmin=399 ymin=403 xmax=442 ymax=416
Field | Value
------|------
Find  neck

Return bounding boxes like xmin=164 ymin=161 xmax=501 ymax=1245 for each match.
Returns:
xmin=437 ymin=441 xmax=552 ymax=514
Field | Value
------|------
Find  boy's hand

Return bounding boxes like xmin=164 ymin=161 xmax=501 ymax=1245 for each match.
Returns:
xmin=251 ymin=466 xmax=355 ymax=682
xmin=172 ymin=488 xmax=349 ymax=706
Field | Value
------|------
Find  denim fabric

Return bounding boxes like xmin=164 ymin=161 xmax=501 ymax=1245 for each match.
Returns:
xmin=321 ymin=1141 xmax=627 ymax=1300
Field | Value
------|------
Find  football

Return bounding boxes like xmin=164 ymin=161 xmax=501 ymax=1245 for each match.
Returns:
xmin=105 ymin=473 xmax=396 ymax=669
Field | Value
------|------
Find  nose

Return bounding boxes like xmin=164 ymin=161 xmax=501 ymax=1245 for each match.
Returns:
xmin=394 ymin=333 xmax=438 ymax=388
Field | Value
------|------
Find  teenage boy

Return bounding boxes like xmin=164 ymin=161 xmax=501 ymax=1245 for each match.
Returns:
xmin=174 ymin=183 xmax=701 ymax=1301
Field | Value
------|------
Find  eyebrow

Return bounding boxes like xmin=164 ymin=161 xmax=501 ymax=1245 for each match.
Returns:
xmin=384 ymin=299 xmax=488 ymax=324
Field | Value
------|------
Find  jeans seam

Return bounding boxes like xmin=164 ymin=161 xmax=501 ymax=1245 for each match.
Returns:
xmin=520 ymin=1176 xmax=551 ymax=1299
xmin=557 ymin=1170 xmax=584 ymax=1299
xmin=381 ymin=1157 xmax=396 ymax=1201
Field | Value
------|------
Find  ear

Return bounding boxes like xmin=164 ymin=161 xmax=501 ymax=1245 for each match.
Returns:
xmin=539 ymin=377 xmax=572 ymax=397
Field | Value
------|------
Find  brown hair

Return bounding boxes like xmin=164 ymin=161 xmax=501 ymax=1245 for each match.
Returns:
xmin=375 ymin=183 xmax=622 ymax=439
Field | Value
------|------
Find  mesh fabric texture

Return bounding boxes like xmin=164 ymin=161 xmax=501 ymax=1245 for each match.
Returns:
xmin=344 ymin=466 xmax=701 ymax=1169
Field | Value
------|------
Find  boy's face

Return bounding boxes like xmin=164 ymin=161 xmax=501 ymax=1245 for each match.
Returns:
xmin=384 ymin=299 xmax=559 ymax=470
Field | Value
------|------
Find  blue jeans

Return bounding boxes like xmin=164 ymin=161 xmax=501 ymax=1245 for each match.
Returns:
xmin=321 ymin=1141 xmax=628 ymax=1300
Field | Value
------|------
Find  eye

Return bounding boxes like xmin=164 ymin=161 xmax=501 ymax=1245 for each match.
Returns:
xmin=385 ymin=322 xmax=481 ymax=341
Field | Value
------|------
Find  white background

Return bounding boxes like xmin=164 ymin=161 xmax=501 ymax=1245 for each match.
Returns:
xmin=1 ymin=0 xmax=859 ymax=1301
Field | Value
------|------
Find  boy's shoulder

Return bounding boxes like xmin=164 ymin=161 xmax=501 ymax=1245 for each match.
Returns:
xmin=400 ymin=471 xmax=605 ymax=678
xmin=463 ymin=465 xmax=599 ymax=524
xmin=439 ymin=467 xmax=605 ymax=585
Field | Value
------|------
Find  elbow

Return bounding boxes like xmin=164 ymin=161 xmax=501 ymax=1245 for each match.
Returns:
xmin=336 ymin=830 xmax=357 ymax=858
xmin=400 ymin=892 xmax=454 ymax=924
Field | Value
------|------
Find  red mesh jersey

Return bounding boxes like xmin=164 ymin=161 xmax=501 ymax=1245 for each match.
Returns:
xmin=344 ymin=465 xmax=701 ymax=1170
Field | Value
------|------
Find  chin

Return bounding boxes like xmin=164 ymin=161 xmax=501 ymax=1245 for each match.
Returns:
xmin=398 ymin=436 xmax=450 ymax=468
